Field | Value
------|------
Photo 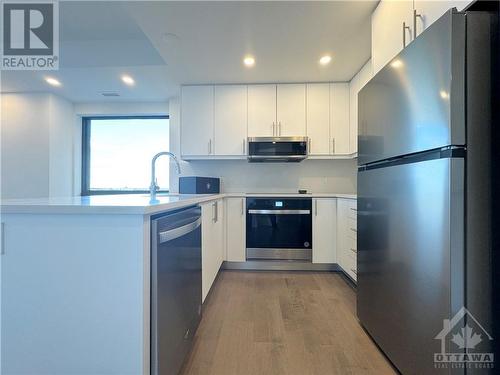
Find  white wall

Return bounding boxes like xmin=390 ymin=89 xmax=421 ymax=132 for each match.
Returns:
xmin=1 ymin=93 xmax=76 ymax=199
xmin=168 ymin=97 xmax=357 ymax=194
xmin=74 ymin=102 xmax=168 ymax=117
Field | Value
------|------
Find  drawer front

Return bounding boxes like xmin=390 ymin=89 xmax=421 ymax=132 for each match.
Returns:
xmin=346 ymin=245 xmax=357 ymax=261
xmin=343 ymin=253 xmax=357 ymax=281
xmin=348 ymin=213 xmax=356 ymax=225
xmin=346 ymin=200 xmax=357 ymax=219
xmin=347 ymin=226 xmax=357 ymax=241
xmin=346 ymin=234 xmax=357 ymax=251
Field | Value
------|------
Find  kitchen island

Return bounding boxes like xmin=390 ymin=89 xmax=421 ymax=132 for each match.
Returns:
xmin=0 ymin=192 xmax=356 ymax=375
xmin=0 ymin=194 xmax=224 ymax=375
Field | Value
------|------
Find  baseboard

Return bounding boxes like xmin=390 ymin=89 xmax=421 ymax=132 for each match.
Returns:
xmin=222 ymin=260 xmax=342 ymax=271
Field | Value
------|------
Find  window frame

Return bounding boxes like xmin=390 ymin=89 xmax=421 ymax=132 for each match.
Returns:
xmin=81 ymin=115 xmax=170 ymax=196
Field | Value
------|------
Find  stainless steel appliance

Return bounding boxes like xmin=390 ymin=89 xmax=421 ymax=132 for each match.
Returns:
xmin=151 ymin=206 xmax=202 ymax=375
xmin=246 ymin=197 xmax=312 ymax=261
xmin=357 ymin=9 xmax=497 ymax=375
xmin=247 ymin=137 xmax=308 ymax=162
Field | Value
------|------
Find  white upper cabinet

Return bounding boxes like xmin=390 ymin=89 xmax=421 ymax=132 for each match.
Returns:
xmin=181 ymin=85 xmax=214 ymax=157
xmin=214 ymin=85 xmax=247 ymax=156
xmin=372 ymin=0 xmax=414 ymax=75
xmin=312 ymin=198 xmax=337 ymax=264
xmin=276 ymin=84 xmax=306 ymax=137
xmin=349 ymin=60 xmax=373 ymax=154
xmin=180 ymin=82 xmax=354 ymax=159
xmin=413 ymin=1 xmax=472 ymax=37
xmin=248 ymin=84 xmax=276 ymax=137
xmin=330 ymin=83 xmax=350 ymax=155
xmin=306 ymin=83 xmax=330 ymax=155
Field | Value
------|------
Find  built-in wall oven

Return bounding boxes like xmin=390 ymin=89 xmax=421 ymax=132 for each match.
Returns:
xmin=246 ymin=197 xmax=312 ymax=261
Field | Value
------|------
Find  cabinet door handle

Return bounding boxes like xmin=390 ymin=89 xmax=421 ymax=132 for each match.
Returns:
xmin=332 ymin=138 xmax=335 ymax=154
xmin=212 ymin=202 xmax=217 ymax=222
xmin=241 ymin=199 xmax=244 ymax=216
xmin=278 ymin=121 xmax=281 ymax=136
xmin=242 ymin=139 xmax=246 ymax=154
xmin=208 ymin=139 xmax=212 ymax=154
xmin=403 ymin=22 xmax=411 ymax=48
xmin=314 ymin=200 xmax=318 ymax=216
xmin=413 ymin=9 xmax=422 ymax=39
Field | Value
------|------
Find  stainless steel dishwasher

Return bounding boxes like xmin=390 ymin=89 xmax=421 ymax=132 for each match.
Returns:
xmin=151 ymin=206 xmax=202 ymax=375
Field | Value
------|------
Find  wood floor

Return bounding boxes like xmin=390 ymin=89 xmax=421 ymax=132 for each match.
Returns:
xmin=180 ymin=271 xmax=397 ymax=375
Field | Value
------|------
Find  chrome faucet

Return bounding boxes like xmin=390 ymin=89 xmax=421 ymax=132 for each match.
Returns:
xmin=150 ymin=151 xmax=181 ymax=202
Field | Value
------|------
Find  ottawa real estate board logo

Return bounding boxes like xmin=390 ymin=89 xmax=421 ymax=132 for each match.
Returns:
xmin=434 ymin=307 xmax=494 ymax=370
xmin=1 ymin=0 xmax=59 ymax=70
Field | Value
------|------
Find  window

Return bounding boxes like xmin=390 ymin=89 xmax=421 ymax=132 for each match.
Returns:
xmin=82 ymin=116 xmax=169 ymax=195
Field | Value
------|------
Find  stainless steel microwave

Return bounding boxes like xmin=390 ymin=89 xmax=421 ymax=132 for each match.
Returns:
xmin=247 ymin=137 xmax=309 ymax=162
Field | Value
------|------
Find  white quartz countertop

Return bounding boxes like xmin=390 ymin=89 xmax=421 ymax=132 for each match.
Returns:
xmin=1 ymin=192 xmax=356 ymax=215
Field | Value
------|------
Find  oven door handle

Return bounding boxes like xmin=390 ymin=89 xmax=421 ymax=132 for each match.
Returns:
xmin=247 ymin=209 xmax=311 ymax=215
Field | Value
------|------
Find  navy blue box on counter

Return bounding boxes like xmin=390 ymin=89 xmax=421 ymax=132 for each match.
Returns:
xmin=179 ymin=176 xmax=220 ymax=194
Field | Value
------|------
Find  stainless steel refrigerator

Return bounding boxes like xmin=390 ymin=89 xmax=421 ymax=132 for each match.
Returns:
xmin=357 ymin=8 xmax=498 ymax=375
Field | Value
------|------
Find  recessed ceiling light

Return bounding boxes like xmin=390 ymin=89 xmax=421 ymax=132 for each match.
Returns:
xmin=440 ymin=90 xmax=450 ymax=99
xmin=390 ymin=59 xmax=403 ymax=69
xmin=45 ymin=77 xmax=61 ymax=87
xmin=243 ymin=56 xmax=255 ymax=67
xmin=319 ymin=55 xmax=332 ymax=65
xmin=121 ymin=75 xmax=135 ymax=86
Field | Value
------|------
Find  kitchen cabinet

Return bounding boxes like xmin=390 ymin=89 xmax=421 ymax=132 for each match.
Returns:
xmin=248 ymin=84 xmax=276 ymax=137
xmin=413 ymin=1 xmax=471 ymax=37
xmin=225 ymin=197 xmax=246 ymax=262
xmin=337 ymin=199 xmax=357 ymax=282
xmin=181 ymin=85 xmax=214 ymax=157
xmin=201 ymin=199 xmax=225 ymax=302
xmin=330 ymin=83 xmax=350 ymax=155
xmin=372 ymin=0 xmax=473 ymax=75
xmin=276 ymin=84 xmax=306 ymax=136
xmin=349 ymin=60 xmax=373 ymax=154
xmin=312 ymin=198 xmax=337 ymax=263
xmin=306 ymin=83 xmax=330 ymax=155
xmin=180 ymin=82 xmax=353 ymax=159
xmin=371 ymin=0 xmax=414 ymax=75
xmin=214 ymin=85 xmax=247 ymax=156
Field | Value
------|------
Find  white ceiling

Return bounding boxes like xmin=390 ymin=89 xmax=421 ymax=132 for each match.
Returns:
xmin=1 ymin=1 xmax=378 ymax=103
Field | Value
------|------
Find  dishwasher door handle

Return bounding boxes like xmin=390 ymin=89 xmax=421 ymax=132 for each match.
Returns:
xmin=158 ymin=217 xmax=202 ymax=244
xmin=248 ymin=209 xmax=311 ymax=215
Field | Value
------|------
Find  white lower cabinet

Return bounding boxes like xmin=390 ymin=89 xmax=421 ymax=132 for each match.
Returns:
xmin=337 ymin=199 xmax=357 ymax=281
xmin=312 ymin=198 xmax=337 ymax=263
xmin=225 ymin=197 xmax=246 ymax=262
xmin=201 ymin=199 xmax=225 ymax=302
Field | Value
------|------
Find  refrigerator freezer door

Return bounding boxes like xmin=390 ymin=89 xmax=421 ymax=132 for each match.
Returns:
xmin=358 ymin=10 xmax=465 ymax=165
xmin=357 ymin=157 xmax=464 ymax=375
